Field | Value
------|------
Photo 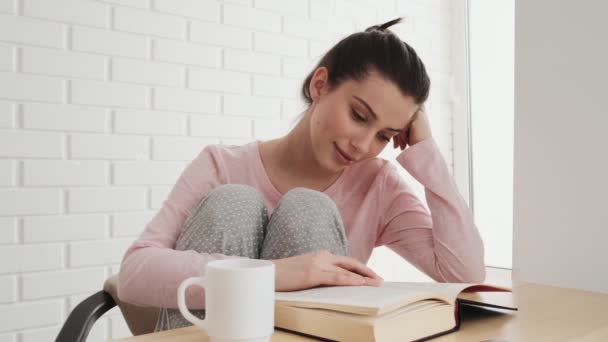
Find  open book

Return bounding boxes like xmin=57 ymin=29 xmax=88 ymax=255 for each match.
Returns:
xmin=274 ymin=282 xmax=517 ymax=342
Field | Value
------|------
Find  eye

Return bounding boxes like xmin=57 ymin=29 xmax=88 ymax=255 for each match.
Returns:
xmin=377 ymin=134 xmax=391 ymax=142
xmin=350 ymin=108 xmax=366 ymax=122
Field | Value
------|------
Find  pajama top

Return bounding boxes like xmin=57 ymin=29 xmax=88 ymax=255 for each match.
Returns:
xmin=117 ymin=138 xmax=486 ymax=308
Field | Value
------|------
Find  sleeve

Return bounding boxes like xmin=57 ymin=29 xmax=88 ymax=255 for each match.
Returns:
xmin=375 ymin=138 xmax=486 ymax=283
xmin=117 ymin=145 xmax=240 ymax=309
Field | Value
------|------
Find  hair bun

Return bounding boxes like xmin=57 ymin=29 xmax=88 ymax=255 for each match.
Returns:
xmin=365 ymin=17 xmax=403 ymax=33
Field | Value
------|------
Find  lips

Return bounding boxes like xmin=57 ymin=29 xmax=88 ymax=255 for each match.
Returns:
xmin=334 ymin=143 xmax=355 ymax=164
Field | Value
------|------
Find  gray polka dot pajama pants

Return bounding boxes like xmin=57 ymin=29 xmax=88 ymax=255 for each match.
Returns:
xmin=155 ymin=184 xmax=350 ymax=331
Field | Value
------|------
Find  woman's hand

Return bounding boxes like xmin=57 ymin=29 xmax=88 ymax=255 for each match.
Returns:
xmin=272 ymin=250 xmax=384 ymax=292
xmin=393 ymin=109 xmax=432 ymax=151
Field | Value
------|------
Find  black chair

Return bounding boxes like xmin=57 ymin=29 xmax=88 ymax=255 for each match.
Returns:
xmin=55 ymin=275 xmax=160 ymax=342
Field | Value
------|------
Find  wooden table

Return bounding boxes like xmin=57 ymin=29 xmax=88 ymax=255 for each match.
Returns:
xmin=111 ymin=282 xmax=608 ymax=342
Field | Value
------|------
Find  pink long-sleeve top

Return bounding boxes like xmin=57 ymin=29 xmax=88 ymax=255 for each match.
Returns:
xmin=117 ymin=138 xmax=485 ymax=309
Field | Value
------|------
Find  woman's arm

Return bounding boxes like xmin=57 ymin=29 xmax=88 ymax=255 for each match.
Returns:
xmin=117 ymin=146 xmax=238 ymax=309
xmin=376 ymin=138 xmax=486 ymax=283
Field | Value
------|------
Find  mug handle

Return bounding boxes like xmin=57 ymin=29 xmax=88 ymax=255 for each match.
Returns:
xmin=177 ymin=277 xmax=208 ymax=330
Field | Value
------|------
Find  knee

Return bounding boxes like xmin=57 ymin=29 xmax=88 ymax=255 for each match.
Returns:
xmin=280 ymin=187 xmax=338 ymax=213
xmin=273 ymin=187 xmax=342 ymax=227
xmin=205 ymin=184 xmax=266 ymax=209
xmin=188 ymin=184 xmax=267 ymax=226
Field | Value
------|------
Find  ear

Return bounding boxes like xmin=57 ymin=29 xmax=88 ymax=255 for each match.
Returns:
xmin=308 ymin=67 xmax=329 ymax=102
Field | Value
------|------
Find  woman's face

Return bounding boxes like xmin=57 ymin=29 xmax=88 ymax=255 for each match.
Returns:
xmin=308 ymin=67 xmax=419 ymax=173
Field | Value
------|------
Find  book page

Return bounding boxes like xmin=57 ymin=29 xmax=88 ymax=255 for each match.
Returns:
xmin=275 ymin=282 xmax=511 ymax=316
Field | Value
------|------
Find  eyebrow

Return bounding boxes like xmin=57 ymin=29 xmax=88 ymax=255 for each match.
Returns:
xmin=353 ymin=95 xmax=403 ymax=133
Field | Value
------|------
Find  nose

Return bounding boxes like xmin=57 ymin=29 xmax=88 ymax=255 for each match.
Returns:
xmin=350 ymin=131 xmax=375 ymax=156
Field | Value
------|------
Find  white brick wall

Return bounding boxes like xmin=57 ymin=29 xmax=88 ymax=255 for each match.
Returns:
xmin=0 ymin=0 xmax=456 ymax=340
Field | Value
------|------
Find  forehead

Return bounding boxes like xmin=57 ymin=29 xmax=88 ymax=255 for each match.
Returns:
xmin=337 ymin=72 xmax=419 ymax=125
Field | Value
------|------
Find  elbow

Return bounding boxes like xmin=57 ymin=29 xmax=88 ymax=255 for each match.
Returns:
xmin=116 ymin=249 xmax=144 ymax=305
xmin=116 ymin=261 xmax=134 ymax=304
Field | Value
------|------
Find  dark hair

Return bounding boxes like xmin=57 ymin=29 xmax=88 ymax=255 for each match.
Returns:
xmin=301 ymin=17 xmax=430 ymax=108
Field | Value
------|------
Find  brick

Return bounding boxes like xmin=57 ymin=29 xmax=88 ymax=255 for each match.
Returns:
xmin=334 ymin=0 xmax=376 ymax=24
xmin=190 ymin=115 xmax=251 ymax=138
xmin=23 ymin=103 xmax=108 ymax=133
xmin=23 ymin=0 xmax=109 ymax=28
xmin=0 ymin=100 xmax=14 ymax=128
xmin=112 ymin=211 xmax=154 ymax=237
xmin=0 ymin=72 xmax=63 ymax=103
xmin=0 ymin=276 xmax=16 ymax=303
xmin=72 ymin=26 xmax=148 ymax=58
xmin=22 ymin=46 xmax=106 ymax=80
xmin=310 ymin=0 xmax=330 ymax=21
xmin=282 ymin=99 xmax=307 ymax=118
xmin=70 ymin=134 xmax=148 ymax=160
xmin=114 ymin=109 xmax=186 ymax=135
xmin=0 ymin=0 xmax=15 ymax=13
xmin=154 ymin=0 xmax=219 ymax=22
xmin=0 ymin=300 xmax=63 ymax=332
xmin=112 ymin=58 xmax=183 ymax=87
xmin=254 ymin=119 xmax=291 ymax=139
xmin=152 ymin=137 xmax=217 ymax=161
xmin=0 ymin=131 xmax=63 ymax=158
xmin=309 ymin=40 xmax=332 ymax=59
xmin=0 ymin=244 xmax=63 ymax=274
xmin=254 ymin=32 xmax=307 ymax=57
xmin=224 ymin=50 xmax=280 ymax=75
xmin=22 ymin=268 xmax=106 ymax=299
xmin=113 ymin=161 xmax=184 ymax=185
xmin=114 ymin=7 xmax=185 ymax=39
xmin=0 ymin=218 xmax=16 ymax=245
xmin=0 ymin=160 xmax=14 ymax=187
xmin=153 ymin=39 xmax=219 ymax=67
xmin=71 ymin=79 xmax=148 ymax=109
xmin=69 ymin=239 xmax=133 ymax=266
xmin=283 ymin=16 xmax=328 ymax=40
xmin=154 ymin=86 xmax=220 ymax=114
xmin=0 ymin=189 xmax=63 ymax=216
xmin=188 ymin=67 xmax=250 ymax=94
xmin=0 ymin=43 xmax=13 ymax=71
xmin=224 ymin=0 xmax=251 ymax=5
xmin=68 ymin=188 xmax=146 ymax=213
xmin=23 ymin=160 xmax=107 ymax=186
xmin=110 ymin=314 xmax=131 ymax=339
xmin=282 ymin=56 xmax=314 ymax=79
xmin=253 ymin=75 xmax=299 ymax=98
xmin=254 ymin=0 xmax=307 ymax=17
xmin=0 ymin=334 xmax=15 ymax=342
xmin=223 ymin=94 xmax=280 ymax=117
xmin=97 ymin=0 xmax=148 ymax=9
xmin=0 ymin=14 xmax=64 ymax=48
xmin=223 ymin=4 xmax=280 ymax=32
xmin=23 ymin=214 xmax=107 ymax=243
xmin=19 ymin=326 xmax=61 ymax=342
xmin=149 ymin=186 xmax=170 ymax=209
xmin=189 ymin=21 xmax=249 ymax=49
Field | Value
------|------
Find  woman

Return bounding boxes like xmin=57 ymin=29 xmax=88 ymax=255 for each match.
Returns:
xmin=117 ymin=18 xmax=485 ymax=331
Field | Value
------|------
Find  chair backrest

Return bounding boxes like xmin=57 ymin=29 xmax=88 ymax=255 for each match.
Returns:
xmin=103 ymin=275 xmax=160 ymax=336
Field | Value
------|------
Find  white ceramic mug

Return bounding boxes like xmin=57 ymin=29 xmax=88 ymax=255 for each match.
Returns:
xmin=177 ymin=259 xmax=275 ymax=342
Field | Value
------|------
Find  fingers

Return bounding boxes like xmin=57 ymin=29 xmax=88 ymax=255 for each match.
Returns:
xmin=319 ymin=270 xmax=366 ymax=286
xmin=328 ymin=266 xmax=384 ymax=287
xmin=332 ymin=256 xmax=383 ymax=281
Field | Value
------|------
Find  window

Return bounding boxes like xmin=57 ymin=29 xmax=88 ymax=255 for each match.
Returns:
xmin=468 ymin=0 xmax=515 ymax=268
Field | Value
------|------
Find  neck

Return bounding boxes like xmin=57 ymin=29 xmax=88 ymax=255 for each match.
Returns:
xmin=271 ymin=109 xmax=342 ymax=184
